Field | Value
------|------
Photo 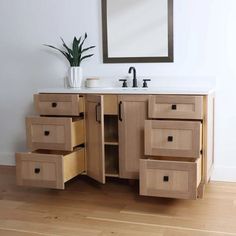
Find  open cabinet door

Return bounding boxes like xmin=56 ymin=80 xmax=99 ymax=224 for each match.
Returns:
xmin=85 ymin=95 xmax=105 ymax=184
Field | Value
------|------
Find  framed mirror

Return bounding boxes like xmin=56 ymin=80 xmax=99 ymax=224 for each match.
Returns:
xmin=102 ymin=0 xmax=173 ymax=63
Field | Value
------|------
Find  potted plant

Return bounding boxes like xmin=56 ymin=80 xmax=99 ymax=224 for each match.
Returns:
xmin=44 ymin=33 xmax=95 ymax=88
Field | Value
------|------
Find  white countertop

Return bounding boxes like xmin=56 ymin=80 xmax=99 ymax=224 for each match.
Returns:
xmin=39 ymin=87 xmax=215 ymax=95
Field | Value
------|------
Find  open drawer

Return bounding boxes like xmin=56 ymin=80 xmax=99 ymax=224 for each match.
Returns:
xmin=26 ymin=117 xmax=85 ymax=151
xmin=16 ymin=148 xmax=85 ymax=189
xmin=145 ymin=120 xmax=202 ymax=159
xmin=140 ymin=158 xmax=202 ymax=199
xmin=34 ymin=94 xmax=84 ymax=116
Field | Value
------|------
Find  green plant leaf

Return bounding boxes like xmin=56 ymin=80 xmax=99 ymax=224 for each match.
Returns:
xmin=60 ymin=37 xmax=73 ymax=55
xmin=72 ymin=37 xmax=80 ymax=66
xmin=81 ymin=54 xmax=94 ymax=62
xmin=43 ymin=44 xmax=73 ymax=66
xmin=82 ymin=45 xmax=96 ymax=53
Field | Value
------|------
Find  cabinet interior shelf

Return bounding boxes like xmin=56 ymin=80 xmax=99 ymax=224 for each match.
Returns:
xmin=104 ymin=141 xmax=119 ymax=146
xmin=105 ymin=173 xmax=119 ymax=177
xmin=105 ymin=145 xmax=119 ymax=177
xmin=104 ymin=115 xmax=118 ymax=144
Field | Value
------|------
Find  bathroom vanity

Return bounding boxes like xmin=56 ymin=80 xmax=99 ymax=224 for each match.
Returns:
xmin=16 ymin=87 xmax=215 ymax=200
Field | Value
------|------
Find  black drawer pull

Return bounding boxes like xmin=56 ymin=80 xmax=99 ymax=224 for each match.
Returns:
xmin=167 ymin=136 xmax=173 ymax=142
xmin=119 ymin=101 xmax=122 ymax=122
xmin=44 ymin=131 xmax=50 ymax=136
xmin=163 ymin=176 xmax=169 ymax=182
xmin=34 ymin=168 xmax=40 ymax=174
xmin=95 ymin=103 xmax=101 ymax=123
xmin=52 ymin=102 xmax=57 ymax=108
xmin=171 ymin=104 xmax=177 ymax=110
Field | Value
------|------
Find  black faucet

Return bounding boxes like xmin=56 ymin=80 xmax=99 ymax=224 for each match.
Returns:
xmin=128 ymin=67 xmax=138 ymax=88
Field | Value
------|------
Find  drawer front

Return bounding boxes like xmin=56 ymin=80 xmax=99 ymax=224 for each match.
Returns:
xmin=15 ymin=148 xmax=85 ymax=189
xmin=34 ymin=94 xmax=84 ymax=116
xmin=149 ymin=95 xmax=203 ymax=119
xmin=145 ymin=120 xmax=202 ymax=158
xmin=140 ymin=158 xmax=202 ymax=199
xmin=26 ymin=117 xmax=84 ymax=151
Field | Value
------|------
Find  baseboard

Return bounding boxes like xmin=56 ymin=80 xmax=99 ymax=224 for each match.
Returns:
xmin=0 ymin=152 xmax=15 ymax=166
xmin=211 ymin=166 xmax=236 ymax=182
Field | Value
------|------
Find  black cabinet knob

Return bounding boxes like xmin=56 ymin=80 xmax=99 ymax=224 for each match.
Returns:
xmin=52 ymin=102 xmax=57 ymax=108
xmin=163 ymin=176 xmax=169 ymax=182
xmin=34 ymin=168 xmax=40 ymax=174
xmin=44 ymin=131 xmax=50 ymax=136
xmin=171 ymin=104 xmax=177 ymax=110
xmin=167 ymin=136 xmax=173 ymax=142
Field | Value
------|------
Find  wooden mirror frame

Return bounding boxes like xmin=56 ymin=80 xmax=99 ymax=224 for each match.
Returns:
xmin=101 ymin=0 xmax=174 ymax=63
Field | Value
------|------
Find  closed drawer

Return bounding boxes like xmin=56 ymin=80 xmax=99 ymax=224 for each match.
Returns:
xmin=140 ymin=158 xmax=202 ymax=199
xmin=15 ymin=148 xmax=85 ymax=189
xmin=145 ymin=120 xmax=202 ymax=158
xmin=34 ymin=94 xmax=84 ymax=116
xmin=148 ymin=95 xmax=203 ymax=119
xmin=26 ymin=117 xmax=85 ymax=151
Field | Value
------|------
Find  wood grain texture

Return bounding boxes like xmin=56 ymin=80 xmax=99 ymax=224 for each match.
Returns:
xmin=15 ymin=148 xmax=85 ymax=189
xmin=34 ymin=94 xmax=84 ymax=116
xmin=202 ymin=92 xmax=215 ymax=183
xmin=118 ymin=95 xmax=148 ymax=179
xmin=140 ymin=158 xmax=201 ymax=199
xmin=148 ymin=95 xmax=203 ymax=119
xmin=26 ymin=117 xmax=84 ymax=151
xmin=1 ymin=166 xmax=236 ymax=236
xmin=145 ymin=120 xmax=202 ymax=159
xmin=85 ymin=95 xmax=105 ymax=184
xmin=103 ymin=95 xmax=118 ymax=115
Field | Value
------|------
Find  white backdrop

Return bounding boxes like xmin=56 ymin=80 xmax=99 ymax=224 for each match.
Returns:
xmin=0 ymin=0 xmax=235 ymax=181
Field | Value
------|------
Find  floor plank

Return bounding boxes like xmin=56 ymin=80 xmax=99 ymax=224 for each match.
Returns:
xmin=0 ymin=166 xmax=236 ymax=236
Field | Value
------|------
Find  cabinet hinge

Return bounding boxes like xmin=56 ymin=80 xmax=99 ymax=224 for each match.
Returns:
xmin=200 ymin=149 xmax=203 ymax=155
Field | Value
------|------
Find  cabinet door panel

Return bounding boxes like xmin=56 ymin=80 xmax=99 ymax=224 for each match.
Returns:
xmin=118 ymin=95 xmax=148 ymax=179
xmin=86 ymin=95 xmax=105 ymax=183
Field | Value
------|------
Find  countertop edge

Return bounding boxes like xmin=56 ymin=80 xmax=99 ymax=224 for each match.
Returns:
xmin=38 ymin=87 xmax=215 ymax=95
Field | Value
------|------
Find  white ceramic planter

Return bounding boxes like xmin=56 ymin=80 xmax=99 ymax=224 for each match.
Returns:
xmin=68 ymin=67 xmax=83 ymax=88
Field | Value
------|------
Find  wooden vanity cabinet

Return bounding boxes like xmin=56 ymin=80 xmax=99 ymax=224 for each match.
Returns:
xmin=16 ymin=92 xmax=214 ymax=200
xmin=118 ymin=95 xmax=148 ymax=179
xmin=139 ymin=94 xmax=215 ymax=199
xmin=85 ymin=95 xmax=106 ymax=184
xmin=16 ymin=93 xmax=86 ymax=189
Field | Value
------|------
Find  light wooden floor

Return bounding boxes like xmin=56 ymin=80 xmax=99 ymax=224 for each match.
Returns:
xmin=0 ymin=166 xmax=236 ymax=236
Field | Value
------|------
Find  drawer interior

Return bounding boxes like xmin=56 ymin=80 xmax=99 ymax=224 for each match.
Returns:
xmin=26 ymin=117 xmax=85 ymax=151
xmin=16 ymin=148 xmax=85 ymax=189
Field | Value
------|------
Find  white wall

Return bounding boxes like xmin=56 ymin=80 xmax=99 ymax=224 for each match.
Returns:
xmin=0 ymin=0 xmax=235 ymax=181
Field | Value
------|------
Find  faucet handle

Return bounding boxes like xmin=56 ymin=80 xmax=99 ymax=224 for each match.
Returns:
xmin=119 ymin=79 xmax=128 ymax=88
xmin=142 ymin=79 xmax=151 ymax=88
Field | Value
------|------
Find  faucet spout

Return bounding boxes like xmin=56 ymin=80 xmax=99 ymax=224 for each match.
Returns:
xmin=128 ymin=67 xmax=138 ymax=88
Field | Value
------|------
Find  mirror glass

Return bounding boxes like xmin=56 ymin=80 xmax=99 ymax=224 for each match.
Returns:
xmin=102 ymin=0 xmax=173 ymax=63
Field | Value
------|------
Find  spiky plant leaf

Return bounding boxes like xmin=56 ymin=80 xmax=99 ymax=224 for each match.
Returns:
xmin=81 ymin=54 xmax=94 ymax=62
xmin=44 ymin=33 xmax=94 ymax=67
xmin=82 ymin=46 xmax=96 ymax=53
xmin=60 ymin=37 xmax=73 ymax=55
xmin=43 ymin=44 xmax=73 ymax=66
xmin=72 ymin=37 xmax=80 ymax=66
